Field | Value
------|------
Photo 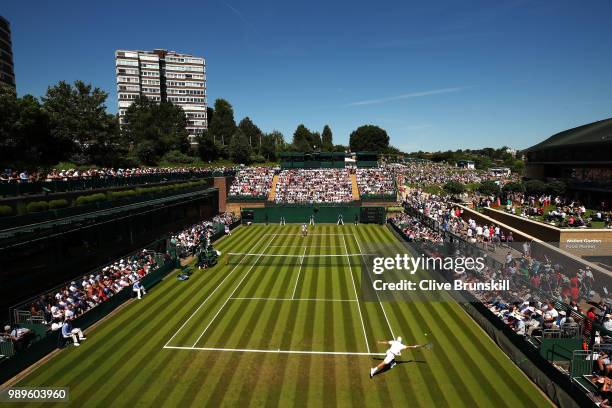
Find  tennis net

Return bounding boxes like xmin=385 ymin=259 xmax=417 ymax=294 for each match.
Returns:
xmin=224 ymin=252 xmax=376 ymax=267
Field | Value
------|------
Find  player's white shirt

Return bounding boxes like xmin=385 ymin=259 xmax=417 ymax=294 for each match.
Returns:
xmin=388 ymin=340 xmax=404 ymax=356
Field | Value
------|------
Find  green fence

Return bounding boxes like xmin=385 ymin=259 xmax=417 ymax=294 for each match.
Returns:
xmin=243 ymin=205 xmax=369 ymax=224
xmin=227 ymin=195 xmax=267 ymax=202
xmin=0 ymin=171 xmax=230 ymax=197
xmin=360 ymin=193 xmax=397 ymax=201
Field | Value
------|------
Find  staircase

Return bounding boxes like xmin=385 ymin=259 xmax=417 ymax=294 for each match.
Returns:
xmin=268 ymin=174 xmax=279 ymax=201
xmin=350 ymin=174 xmax=360 ymax=200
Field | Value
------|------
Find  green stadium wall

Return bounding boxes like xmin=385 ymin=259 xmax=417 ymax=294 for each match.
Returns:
xmin=244 ymin=205 xmax=362 ymax=224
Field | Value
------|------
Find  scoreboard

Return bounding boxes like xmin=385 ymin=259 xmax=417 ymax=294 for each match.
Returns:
xmin=360 ymin=207 xmax=385 ymax=224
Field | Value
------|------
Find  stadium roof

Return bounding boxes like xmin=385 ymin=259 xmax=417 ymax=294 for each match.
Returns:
xmin=524 ymin=117 xmax=612 ymax=152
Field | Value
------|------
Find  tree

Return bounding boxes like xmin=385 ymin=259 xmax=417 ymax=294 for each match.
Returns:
xmin=546 ymin=180 xmax=566 ymax=196
xmin=292 ymin=124 xmax=314 ymax=152
xmin=473 ymin=155 xmax=493 ymax=170
xmin=196 ymin=129 xmax=219 ymax=162
xmin=502 ymin=182 xmax=525 ymax=193
xmin=477 ymin=180 xmax=500 ymax=196
xmin=524 ymin=179 xmax=547 ymax=195
xmin=260 ymin=133 xmax=278 ymax=161
xmin=349 ymin=125 xmax=389 ymax=152
xmin=510 ymin=159 xmax=524 ymax=175
xmin=238 ymin=117 xmax=263 ymax=150
xmin=321 ymin=125 xmax=333 ymax=151
xmin=42 ymin=80 xmax=115 ymax=162
xmin=208 ymin=99 xmax=236 ymax=145
xmin=122 ymin=96 xmax=190 ymax=164
xmin=443 ymin=181 xmax=466 ymax=196
xmin=310 ymin=131 xmax=322 ymax=151
xmin=86 ymin=113 xmax=125 ymax=166
xmin=229 ymin=129 xmax=252 ymax=164
xmin=206 ymin=106 xmax=214 ymax=128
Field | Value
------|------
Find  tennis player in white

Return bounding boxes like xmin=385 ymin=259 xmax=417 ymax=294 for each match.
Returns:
xmin=370 ymin=336 xmax=419 ymax=378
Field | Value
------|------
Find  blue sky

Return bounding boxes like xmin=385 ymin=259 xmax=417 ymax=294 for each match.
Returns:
xmin=3 ymin=0 xmax=612 ymax=151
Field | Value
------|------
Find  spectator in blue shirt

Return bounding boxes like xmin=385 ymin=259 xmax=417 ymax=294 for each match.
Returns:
xmin=61 ymin=321 xmax=86 ymax=347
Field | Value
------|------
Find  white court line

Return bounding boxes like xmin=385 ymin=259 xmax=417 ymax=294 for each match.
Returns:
xmin=268 ymin=245 xmax=346 ymax=248
xmin=191 ymin=233 xmax=279 ymax=347
xmin=163 ymin=345 xmax=384 ymax=356
xmin=227 ymin=252 xmax=376 ymax=257
xmin=163 ymin=230 xmax=267 ymax=348
xmin=263 ymin=233 xmax=355 ymax=236
xmin=230 ymin=297 xmax=357 ymax=302
xmin=341 ymin=234 xmax=371 ymax=354
xmin=351 ymin=230 xmax=396 ymax=339
xmin=291 ymin=246 xmax=308 ymax=299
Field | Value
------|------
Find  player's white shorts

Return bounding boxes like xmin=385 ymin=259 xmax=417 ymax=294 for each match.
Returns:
xmin=384 ymin=351 xmax=397 ymax=364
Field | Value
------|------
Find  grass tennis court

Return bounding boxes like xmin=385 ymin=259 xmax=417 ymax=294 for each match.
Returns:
xmin=10 ymin=225 xmax=552 ymax=407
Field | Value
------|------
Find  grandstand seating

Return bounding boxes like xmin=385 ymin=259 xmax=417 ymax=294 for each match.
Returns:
xmin=228 ymin=167 xmax=275 ymax=200
xmin=274 ymin=169 xmax=353 ymax=204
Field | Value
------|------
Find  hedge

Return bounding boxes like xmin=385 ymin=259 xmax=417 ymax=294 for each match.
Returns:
xmin=75 ymin=193 xmax=107 ymax=206
xmin=26 ymin=201 xmax=49 ymax=213
xmin=0 ymin=205 xmax=13 ymax=216
xmin=48 ymin=199 xmax=69 ymax=210
xmin=108 ymin=190 xmax=138 ymax=200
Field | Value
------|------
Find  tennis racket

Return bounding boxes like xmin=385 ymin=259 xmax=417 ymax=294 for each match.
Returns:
xmin=414 ymin=342 xmax=433 ymax=350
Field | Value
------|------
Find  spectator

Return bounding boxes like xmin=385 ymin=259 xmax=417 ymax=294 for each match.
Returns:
xmin=132 ymin=280 xmax=146 ymax=300
xmin=61 ymin=321 xmax=86 ymax=347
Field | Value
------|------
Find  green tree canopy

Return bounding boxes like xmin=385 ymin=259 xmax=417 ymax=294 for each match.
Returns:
xmin=122 ymin=95 xmax=190 ymax=165
xmin=349 ymin=125 xmax=389 ymax=152
xmin=260 ymin=132 xmax=279 ymax=161
xmin=238 ymin=117 xmax=263 ymax=149
xmin=443 ymin=181 xmax=466 ymax=196
xmin=292 ymin=124 xmax=314 ymax=152
xmin=208 ymin=99 xmax=236 ymax=145
xmin=229 ymin=129 xmax=252 ymax=164
xmin=546 ymin=180 xmax=566 ymax=196
xmin=42 ymin=80 xmax=116 ymax=162
xmin=524 ymin=179 xmax=547 ymax=195
xmin=321 ymin=125 xmax=333 ymax=151
xmin=0 ymin=86 xmax=54 ymax=167
xmin=502 ymin=181 xmax=525 ymax=193
xmin=196 ymin=129 xmax=219 ymax=162
xmin=477 ymin=180 xmax=501 ymax=196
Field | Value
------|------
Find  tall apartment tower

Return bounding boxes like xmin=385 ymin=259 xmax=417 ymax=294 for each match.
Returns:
xmin=0 ymin=15 xmax=16 ymax=89
xmin=115 ymin=49 xmax=207 ymax=144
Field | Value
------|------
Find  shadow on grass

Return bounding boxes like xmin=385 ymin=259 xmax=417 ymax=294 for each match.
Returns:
xmin=370 ymin=358 xmax=427 ymax=377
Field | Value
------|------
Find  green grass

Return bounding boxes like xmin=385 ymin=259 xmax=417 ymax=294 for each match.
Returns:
xmin=11 ymin=225 xmax=551 ymax=407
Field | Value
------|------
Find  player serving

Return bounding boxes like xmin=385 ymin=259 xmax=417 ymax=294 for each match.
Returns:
xmin=370 ymin=336 xmax=431 ymax=378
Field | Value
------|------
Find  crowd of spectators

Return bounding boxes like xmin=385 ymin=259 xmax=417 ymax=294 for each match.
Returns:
xmin=171 ymin=212 xmax=236 ymax=258
xmin=0 ymin=166 xmax=237 ymax=184
xmin=501 ymin=192 xmax=611 ymax=228
xmin=23 ymin=251 xmax=162 ymax=332
xmin=403 ymin=191 xmax=514 ymax=247
xmin=398 ymin=161 xmax=515 ymax=186
xmin=274 ymin=169 xmax=353 ymax=203
xmin=228 ymin=167 xmax=276 ymax=198
xmin=391 ymin=195 xmax=607 ymax=343
xmin=356 ymin=168 xmax=396 ymax=197
xmin=392 ymin=191 xmax=612 ymax=407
